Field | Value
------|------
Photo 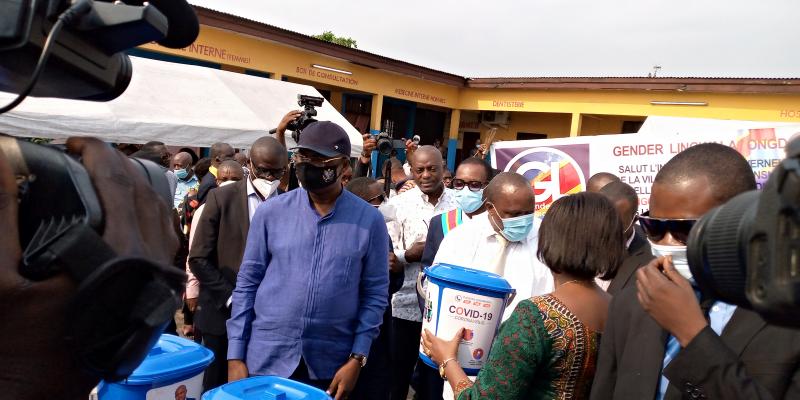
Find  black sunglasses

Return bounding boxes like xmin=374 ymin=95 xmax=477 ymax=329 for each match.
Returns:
xmin=452 ymin=178 xmax=488 ymax=192
xmin=251 ymin=165 xmax=285 ymax=179
xmin=638 ymin=211 xmax=698 ymax=244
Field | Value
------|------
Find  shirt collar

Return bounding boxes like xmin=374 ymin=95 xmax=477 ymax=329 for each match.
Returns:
xmin=246 ymin=177 xmax=261 ymax=199
xmin=625 ymin=229 xmax=636 ymax=249
xmin=417 ymin=187 xmax=452 ymax=207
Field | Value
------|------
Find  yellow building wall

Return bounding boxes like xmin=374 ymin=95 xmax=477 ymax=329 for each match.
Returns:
xmin=139 ymin=25 xmax=800 ymax=129
xmin=579 ymin=115 xmax=645 ymax=135
xmin=459 ymin=89 xmax=800 ymax=123
xmin=141 ymin=26 xmax=461 ymax=109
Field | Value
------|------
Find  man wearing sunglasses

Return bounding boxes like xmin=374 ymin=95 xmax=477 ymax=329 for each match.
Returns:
xmin=189 ymin=137 xmax=286 ymax=391
xmin=227 ymin=122 xmax=390 ymax=400
xmin=598 ymin=180 xmax=653 ymax=294
xmin=592 ymin=143 xmax=800 ymax=400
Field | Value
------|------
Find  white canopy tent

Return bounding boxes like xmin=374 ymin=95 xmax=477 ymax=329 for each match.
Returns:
xmin=0 ymin=56 xmax=363 ymax=157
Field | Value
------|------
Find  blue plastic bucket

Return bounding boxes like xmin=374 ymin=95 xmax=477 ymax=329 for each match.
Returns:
xmin=419 ymin=263 xmax=515 ymax=375
xmin=98 ymin=334 xmax=214 ymax=400
xmin=202 ymin=376 xmax=332 ymax=400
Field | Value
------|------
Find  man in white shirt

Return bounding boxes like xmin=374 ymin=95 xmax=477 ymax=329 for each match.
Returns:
xmin=386 ymin=146 xmax=458 ymax=400
xmin=432 ymin=172 xmax=554 ymax=399
xmin=433 ymin=172 xmax=554 ymax=320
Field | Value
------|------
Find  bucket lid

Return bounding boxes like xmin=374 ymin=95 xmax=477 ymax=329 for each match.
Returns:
xmin=425 ymin=263 xmax=515 ymax=294
xmin=202 ymin=376 xmax=332 ymax=400
xmin=123 ymin=334 xmax=214 ymax=385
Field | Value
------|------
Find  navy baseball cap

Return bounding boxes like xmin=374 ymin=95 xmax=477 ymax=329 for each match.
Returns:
xmin=291 ymin=121 xmax=351 ymax=158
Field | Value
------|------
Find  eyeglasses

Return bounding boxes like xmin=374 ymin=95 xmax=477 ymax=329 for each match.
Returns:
xmin=638 ymin=211 xmax=698 ymax=244
xmin=624 ymin=212 xmax=639 ymax=233
xmin=291 ymin=153 xmax=345 ymax=167
xmin=452 ymin=178 xmax=488 ymax=192
xmin=367 ymin=193 xmax=385 ymax=206
xmin=250 ymin=165 xmax=285 ymax=180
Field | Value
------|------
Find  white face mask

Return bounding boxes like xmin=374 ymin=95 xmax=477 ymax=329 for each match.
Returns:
xmin=252 ymin=178 xmax=280 ymax=199
xmin=649 ymin=241 xmax=692 ymax=281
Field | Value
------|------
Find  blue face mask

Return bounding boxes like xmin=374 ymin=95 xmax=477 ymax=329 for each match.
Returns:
xmin=489 ymin=205 xmax=534 ymax=242
xmin=454 ymin=187 xmax=485 ymax=214
xmin=174 ymin=168 xmax=189 ymax=179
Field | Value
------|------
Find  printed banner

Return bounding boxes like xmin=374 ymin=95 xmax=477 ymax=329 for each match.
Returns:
xmin=491 ymin=126 xmax=800 ymax=215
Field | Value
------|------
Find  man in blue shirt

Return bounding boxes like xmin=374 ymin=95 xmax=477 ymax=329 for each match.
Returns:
xmin=227 ymin=121 xmax=390 ymax=399
xmin=172 ymin=152 xmax=199 ymax=210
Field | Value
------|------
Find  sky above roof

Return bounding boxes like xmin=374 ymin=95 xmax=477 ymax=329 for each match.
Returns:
xmin=189 ymin=0 xmax=799 ymax=78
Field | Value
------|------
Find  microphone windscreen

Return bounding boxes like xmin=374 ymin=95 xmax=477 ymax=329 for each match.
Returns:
xmin=135 ymin=0 xmax=200 ymax=48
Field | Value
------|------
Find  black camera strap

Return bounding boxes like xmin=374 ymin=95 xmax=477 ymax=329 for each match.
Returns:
xmin=33 ymin=222 xmax=185 ymax=381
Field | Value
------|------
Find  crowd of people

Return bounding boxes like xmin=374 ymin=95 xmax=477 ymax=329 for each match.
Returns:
xmin=142 ymin=111 xmax=799 ymax=400
xmin=2 ymin=112 xmax=799 ymax=400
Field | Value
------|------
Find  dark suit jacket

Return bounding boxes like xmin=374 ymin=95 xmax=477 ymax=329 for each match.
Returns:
xmin=421 ymin=213 xmax=447 ymax=269
xmin=196 ymin=171 xmax=217 ymax=205
xmin=590 ymin=286 xmax=800 ymax=400
xmin=188 ymin=179 xmax=249 ymax=335
xmin=607 ymin=230 xmax=653 ymax=295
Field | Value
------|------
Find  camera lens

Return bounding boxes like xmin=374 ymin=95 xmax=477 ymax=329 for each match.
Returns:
xmin=687 ymin=190 xmax=758 ymax=306
xmin=378 ymin=138 xmax=393 ymax=155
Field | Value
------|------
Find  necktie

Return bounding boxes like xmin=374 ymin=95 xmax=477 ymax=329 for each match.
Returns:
xmin=490 ymin=233 xmax=510 ymax=276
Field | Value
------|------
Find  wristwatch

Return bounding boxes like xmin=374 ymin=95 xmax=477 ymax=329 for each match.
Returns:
xmin=349 ymin=353 xmax=367 ymax=368
xmin=439 ymin=357 xmax=457 ymax=379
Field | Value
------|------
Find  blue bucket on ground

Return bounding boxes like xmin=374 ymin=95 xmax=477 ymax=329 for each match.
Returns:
xmin=419 ymin=263 xmax=515 ymax=375
xmin=98 ymin=334 xmax=214 ymax=400
xmin=202 ymin=376 xmax=332 ymax=400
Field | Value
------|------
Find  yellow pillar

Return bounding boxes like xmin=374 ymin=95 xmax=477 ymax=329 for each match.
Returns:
xmin=369 ymin=94 xmax=384 ymax=177
xmin=370 ymin=94 xmax=383 ymax=134
xmin=570 ymin=113 xmax=582 ymax=137
xmin=330 ymin=91 xmax=343 ymax=113
xmin=447 ymin=109 xmax=461 ymax=170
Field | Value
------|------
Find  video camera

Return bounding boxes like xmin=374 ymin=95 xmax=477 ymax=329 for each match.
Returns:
xmin=0 ymin=0 xmax=199 ymax=382
xmin=288 ymin=94 xmax=324 ymax=143
xmin=688 ymin=136 xmax=800 ymax=328
xmin=1 ymin=0 xmax=198 ymax=104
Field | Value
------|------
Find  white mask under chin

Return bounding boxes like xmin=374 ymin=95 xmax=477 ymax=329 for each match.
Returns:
xmin=252 ymin=178 xmax=280 ymax=198
xmin=649 ymin=241 xmax=693 ymax=281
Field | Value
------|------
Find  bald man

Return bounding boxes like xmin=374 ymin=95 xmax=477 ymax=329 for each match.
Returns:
xmin=587 ymin=172 xmax=621 ymax=193
xmin=386 ymin=145 xmax=458 ymax=400
xmin=432 ymin=172 xmax=554 ymax=399
xmin=197 ymin=142 xmax=236 ymax=205
xmin=172 ymin=152 xmax=199 ymax=209
xmin=189 ymin=137 xmax=286 ymax=392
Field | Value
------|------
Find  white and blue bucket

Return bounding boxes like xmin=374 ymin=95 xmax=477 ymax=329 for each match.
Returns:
xmin=98 ymin=334 xmax=214 ymax=400
xmin=418 ymin=263 xmax=515 ymax=375
xmin=202 ymin=376 xmax=332 ymax=400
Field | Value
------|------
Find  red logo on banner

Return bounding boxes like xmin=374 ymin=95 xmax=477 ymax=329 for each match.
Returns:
xmin=504 ymin=147 xmax=587 ymax=217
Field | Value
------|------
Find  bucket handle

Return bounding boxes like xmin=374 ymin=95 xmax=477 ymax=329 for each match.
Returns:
xmin=506 ymin=291 xmax=516 ymax=308
xmin=416 ymin=270 xmax=427 ymax=315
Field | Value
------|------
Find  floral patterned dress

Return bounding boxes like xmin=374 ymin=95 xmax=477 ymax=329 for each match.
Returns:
xmin=455 ymin=295 xmax=601 ymax=400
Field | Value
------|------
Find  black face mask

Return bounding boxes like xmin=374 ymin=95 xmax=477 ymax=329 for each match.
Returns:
xmin=296 ymin=163 xmax=340 ymax=191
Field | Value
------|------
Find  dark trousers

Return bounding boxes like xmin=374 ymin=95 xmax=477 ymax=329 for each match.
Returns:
xmin=412 ymin=359 xmax=444 ymax=400
xmin=352 ymin=310 xmax=394 ymax=400
xmin=202 ymin=333 xmax=228 ymax=392
xmin=390 ymin=317 xmax=422 ymax=400
xmin=290 ymin=358 xmax=333 ymax=392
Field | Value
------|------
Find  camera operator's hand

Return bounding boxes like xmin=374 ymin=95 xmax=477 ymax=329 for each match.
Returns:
xmin=636 ymin=256 xmax=708 ymax=347
xmin=360 ymin=133 xmax=377 ymax=165
xmin=0 ymin=138 xmax=178 ymax=400
xmin=274 ymin=110 xmax=303 ymax=146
